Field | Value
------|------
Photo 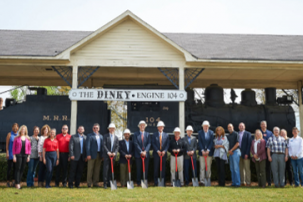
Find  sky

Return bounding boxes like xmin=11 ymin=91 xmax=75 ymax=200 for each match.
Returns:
xmin=1 ymin=0 xmax=303 ymax=103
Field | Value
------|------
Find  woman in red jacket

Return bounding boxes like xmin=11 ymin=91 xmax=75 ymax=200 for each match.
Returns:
xmin=43 ymin=128 xmax=59 ymax=188
xmin=250 ymin=129 xmax=267 ymax=188
xmin=12 ymin=125 xmax=31 ymax=189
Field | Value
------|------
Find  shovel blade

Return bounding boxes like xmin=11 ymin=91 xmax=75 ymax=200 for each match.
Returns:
xmin=158 ymin=178 xmax=164 ymax=187
xmin=192 ymin=178 xmax=199 ymax=187
xmin=141 ymin=180 xmax=148 ymax=188
xmin=173 ymin=179 xmax=181 ymax=187
xmin=110 ymin=180 xmax=117 ymax=190
xmin=127 ymin=181 xmax=134 ymax=189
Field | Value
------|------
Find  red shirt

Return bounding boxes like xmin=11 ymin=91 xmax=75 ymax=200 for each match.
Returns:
xmin=56 ymin=133 xmax=71 ymax=153
xmin=43 ymin=138 xmax=59 ymax=152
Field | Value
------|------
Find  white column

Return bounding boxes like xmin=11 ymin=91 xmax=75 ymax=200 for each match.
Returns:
xmin=297 ymin=81 xmax=303 ymax=133
xmin=70 ymin=65 xmax=78 ymax=135
xmin=179 ymin=67 xmax=185 ymax=137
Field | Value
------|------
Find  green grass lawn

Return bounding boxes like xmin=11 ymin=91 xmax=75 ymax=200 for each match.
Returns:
xmin=0 ymin=185 xmax=302 ymax=202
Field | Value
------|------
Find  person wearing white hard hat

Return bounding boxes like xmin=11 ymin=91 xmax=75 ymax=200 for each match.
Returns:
xmin=133 ymin=120 xmax=151 ymax=186
xmin=198 ymin=120 xmax=214 ymax=185
xmin=169 ymin=127 xmax=185 ymax=186
xmin=102 ymin=123 xmax=119 ymax=189
xmin=152 ymin=121 xmax=170 ymax=186
xmin=183 ymin=125 xmax=198 ymax=186
xmin=86 ymin=123 xmax=103 ymax=188
xmin=119 ymin=129 xmax=134 ymax=187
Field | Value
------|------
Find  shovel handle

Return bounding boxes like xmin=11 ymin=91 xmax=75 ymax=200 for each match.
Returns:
xmin=175 ymin=153 xmax=178 ymax=172
xmin=127 ymin=158 xmax=131 ymax=173
xmin=141 ymin=156 xmax=145 ymax=172
xmin=160 ymin=155 xmax=162 ymax=171
xmin=204 ymin=155 xmax=208 ymax=171
xmin=190 ymin=155 xmax=195 ymax=171
xmin=110 ymin=156 xmax=114 ymax=173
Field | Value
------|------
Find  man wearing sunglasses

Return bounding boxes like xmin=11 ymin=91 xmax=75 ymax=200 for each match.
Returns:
xmin=55 ymin=125 xmax=71 ymax=187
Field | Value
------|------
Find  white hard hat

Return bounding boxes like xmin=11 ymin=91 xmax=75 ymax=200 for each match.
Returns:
xmin=123 ymin=129 xmax=131 ymax=134
xmin=173 ymin=127 xmax=181 ymax=133
xmin=186 ymin=125 xmax=194 ymax=131
xmin=202 ymin=121 xmax=210 ymax=127
xmin=107 ymin=123 xmax=116 ymax=129
xmin=138 ymin=120 xmax=147 ymax=127
xmin=157 ymin=121 xmax=165 ymax=127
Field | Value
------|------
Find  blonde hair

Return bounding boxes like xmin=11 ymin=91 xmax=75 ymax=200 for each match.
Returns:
xmin=255 ymin=129 xmax=263 ymax=140
xmin=41 ymin=124 xmax=51 ymax=137
xmin=17 ymin=125 xmax=30 ymax=140
xmin=281 ymin=129 xmax=288 ymax=139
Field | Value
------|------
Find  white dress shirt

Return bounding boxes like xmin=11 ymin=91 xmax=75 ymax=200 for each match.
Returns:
xmin=288 ymin=136 xmax=303 ymax=159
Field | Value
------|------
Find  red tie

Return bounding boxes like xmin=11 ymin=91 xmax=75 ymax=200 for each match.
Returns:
xmin=160 ymin=132 xmax=162 ymax=151
xmin=141 ymin=132 xmax=144 ymax=150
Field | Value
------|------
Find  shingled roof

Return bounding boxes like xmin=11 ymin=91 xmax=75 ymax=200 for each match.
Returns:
xmin=0 ymin=29 xmax=303 ymax=61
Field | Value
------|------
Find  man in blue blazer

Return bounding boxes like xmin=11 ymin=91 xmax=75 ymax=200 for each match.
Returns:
xmin=119 ymin=129 xmax=134 ymax=187
xmin=238 ymin=122 xmax=252 ymax=186
xmin=86 ymin=123 xmax=103 ymax=187
xmin=198 ymin=120 xmax=214 ymax=185
xmin=133 ymin=120 xmax=151 ymax=186
xmin=152 ymin=121 xmax=170 ymax=186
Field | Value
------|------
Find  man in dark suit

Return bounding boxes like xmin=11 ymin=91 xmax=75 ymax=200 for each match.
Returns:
xmin=68 ymin=126 xmax=87 ymax=188
xmin=103 ymin=123 xmax=119 ymax=189
xmin=198 ymin=120 xmax=214 ymax=185
xmin=86 ymin=123 xmax=103 ymax=187
xmin=238 ymin=122 xmax=252 ymax=186
xmin=119 ymin=129 xmax=134 ymax=187
xmin=152 ymin=121 xmax=170 ymax=186
xmin=183 ymin=125 xmax=198 ymax=186
xmin=133 ymin=120 xmax=151 ymax=186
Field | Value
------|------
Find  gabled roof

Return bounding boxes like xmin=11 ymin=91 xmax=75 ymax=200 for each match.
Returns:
xmin=0 ymin=10 xmax=303 ymax=61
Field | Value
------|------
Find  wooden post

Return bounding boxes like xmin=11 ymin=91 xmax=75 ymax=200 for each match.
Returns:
xmin=297 ymin=81 xmax=303 ymax=133
xmin=179 ymin=67 xmax=185 ymax=137
xmin=70 ymin=65 xmax=78 ymax=135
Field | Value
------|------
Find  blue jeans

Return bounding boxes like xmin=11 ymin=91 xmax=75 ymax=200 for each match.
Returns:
xmin=291 ymin=158 xmax=303 ymax=186
xmin=229 ymin=149 xmax=241 ymax=186
xmin=184 ymin=158 xmax=198 ymax=185
xmin=45 ymin=152 xmax=57 ymax=187
xmin=27 ymin=158 xmax=39 ymax=187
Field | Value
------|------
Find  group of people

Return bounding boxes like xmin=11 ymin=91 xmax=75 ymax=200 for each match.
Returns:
xmin=5 ymin=120 xmax=303 ymax=189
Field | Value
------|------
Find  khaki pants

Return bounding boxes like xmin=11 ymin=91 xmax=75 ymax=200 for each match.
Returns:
xmin=120 ymin=163 xmax=132 ymax=186
xmin=240 ymin=157 xmax=251 ymax=185
xmin=170 ymin=155 xmax=184 ymax=185
xmin=87 ymin=154 xmax=102 ymax=186
xmin=199 ymin=156 xmax=213 ymax=183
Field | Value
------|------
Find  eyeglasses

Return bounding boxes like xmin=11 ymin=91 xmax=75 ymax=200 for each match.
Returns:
xmin=93 ymin=127 xmax=99 ymax=129
xmin=62 ymin=128 xmax=68 ymax=130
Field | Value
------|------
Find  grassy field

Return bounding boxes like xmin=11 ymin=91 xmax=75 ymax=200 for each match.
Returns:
xmin=0 ymin=184 xmax=302 ymax=202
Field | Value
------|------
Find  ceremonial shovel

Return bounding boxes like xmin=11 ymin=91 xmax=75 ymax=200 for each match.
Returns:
xmin=173 ymin=153 xmax=181 ymax=187
xmin=204 ymin=156 xmax=211 ymax=186
xmin=141 ymin=156 xmax=148 ymax=188
xmin=110 ymin=156 xmax=117 ymax=190
xmin=127 ymin=158 xmax=134 ymax=189
xmin=158 ymin=155 xmax=165 ymax=187
xmin=190 ymin=155 xmax=199 ymax=187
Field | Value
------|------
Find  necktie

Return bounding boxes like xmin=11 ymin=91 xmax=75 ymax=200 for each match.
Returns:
xmin=111 ymin=135 xmax=113 ymax=151
xmin=160 ymin=132 xmax=162 ymax=151
xmin=141 ymin=132 xmax=144 ymax=150
xmin=188 ymin=137 xmax=191 ymax=144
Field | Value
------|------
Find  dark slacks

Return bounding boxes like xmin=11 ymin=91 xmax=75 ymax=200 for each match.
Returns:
xmin=184 ymin=158 xmax=198 ymax=185
xmin=284 ymin=158 xmax=293 ymax=185
xmin=38 ymin=160 xmax=47 ymax=182
xmin=215 ymin=157 xmax=226 ymax=186
xmin=7 ymin=159 xmax=15 ymax=181
xmin=69 ymin=155 xmax=85 ymax=187
xmin=135 ymin=157 xmax=149 ymax=185
xmin=266 ymin=152 xmax=272 ymax=185
xmin=55 ymin=152 xmax=69 ymax=186
xmin=255 ymin=160 xmax=266 ymax=187
xmin=153 ymin=155 xmax=167 ymax=185
xmin=45 ymin=151 xmax=57 ymax=187
xmin=103 ymin=158 xmax=113 ymax=185
xmin=15 ymin=155 xmax=27 ymax=184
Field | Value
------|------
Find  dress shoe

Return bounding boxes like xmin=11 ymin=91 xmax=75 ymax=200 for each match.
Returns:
xmin=38 ymin=182 xmax=43 ymax=187
xmin=241 ymin=183 xmax=246 ymax=187
xmin=54 ymin=184 xmax=59 ymax=187
xmin=93 ymin=184 xmax=100 ymax=187
xmin=104 ymin=184 xmax=107 ymax=189
xmin=69 ymin=186 xmax=73 ymax=189
xmin=246 ymin=184 xmax=251 ymax=187
xmin=63 ymin=184 xmax=67 ymax=187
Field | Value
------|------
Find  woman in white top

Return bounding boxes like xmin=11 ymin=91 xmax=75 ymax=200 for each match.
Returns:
xmin=287 ymin=127 xmax=303 ymax=187
xmin=280 ymin=129 xmax=293 ymax=186
xmin=37 ymin=124 xmax=50 ymax=187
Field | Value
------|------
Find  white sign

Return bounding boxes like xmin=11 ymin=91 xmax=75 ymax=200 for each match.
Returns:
xmin=69 ymin=89 xmax=187 ymax=101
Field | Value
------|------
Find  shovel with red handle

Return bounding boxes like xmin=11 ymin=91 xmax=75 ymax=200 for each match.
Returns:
xmin=173 ymin=152 xmax=181 ymax=187
xmin=110 ymin=156 xmax=117 ymax=190
xmin=127 ymin=158 xmax=134 ymax=189
xmin=158 ymin=154 xmax=164 ymax=187
xmin=141 ymin=156 xmax=148 ymax=188
xmin=190 ymin=155 xmax=199 ymax=187
xmin=204 ymin=155 xmax=211 ymax=186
